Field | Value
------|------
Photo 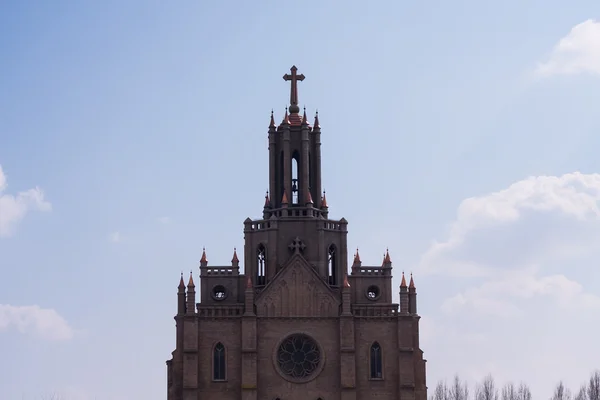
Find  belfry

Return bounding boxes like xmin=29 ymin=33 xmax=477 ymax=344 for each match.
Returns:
xmin=166 ymin=66 xmax=427 ymax=400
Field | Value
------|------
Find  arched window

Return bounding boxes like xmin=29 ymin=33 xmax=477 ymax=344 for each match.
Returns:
xmin=257 ymin=245 xmax=266 ymax=285
xmin=370 ymin=342 xmax=383 ymax=379
xmin=213 ymin=342 xmax=226 ymax=381
xmin=292 ymin=151 xmax=300 ymax=204
xmin=328 ymin=245 xmax=337 ymax=285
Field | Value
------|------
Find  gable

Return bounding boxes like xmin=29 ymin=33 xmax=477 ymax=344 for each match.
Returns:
xmin=255 ymin=254 xmax=340 ymax=318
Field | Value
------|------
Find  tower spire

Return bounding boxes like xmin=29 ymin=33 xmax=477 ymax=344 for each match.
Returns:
xmin=269 ymin=110 xmax=276 ymax=128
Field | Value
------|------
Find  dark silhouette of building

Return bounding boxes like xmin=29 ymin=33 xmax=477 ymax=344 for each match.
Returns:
xmin=166 ymin=66 xmax=427 ymax=400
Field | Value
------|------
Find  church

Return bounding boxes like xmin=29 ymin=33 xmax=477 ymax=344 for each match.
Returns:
xmin=166 ymin=66 xmax=428 ymax=400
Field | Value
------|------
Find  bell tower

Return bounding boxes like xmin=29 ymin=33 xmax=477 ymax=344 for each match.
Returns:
xmin=268 ymin=65 xmax=323 ymax=209
xmin=244 ymin=65 xmax=348 ymax=292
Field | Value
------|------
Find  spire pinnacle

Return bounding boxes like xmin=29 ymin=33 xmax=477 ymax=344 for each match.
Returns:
xmin=343 ymin=273 xmax=350 ymax=288
xmin=269 ymin=110 xmax=276 ymax=128
xmin=200 ymin=247 xmax=207 ymax=264
xmin=306 ymin=190 xmax=313 ymax=204
xmin=281 ymin=107 xmax=290 ymax=125
xmin=384 ymin=248 xmax=391 ymax=263
xmin=354 ymin=248 xmax=361 ymax=263
xmin=301 ymin=107 xmax=308 ymax=125
xmin=313 ymin=110 xmax=320 ymax=129
xmin=246 ymin=275 xmax=253 ymax=289
xmin=188 ymin=271 xmax=195 ymax=287
xmin=409 ymin=273 xmax=415 ymax=289
xmin=400 ymin=271 xmax=407 ymax=288
xmin=281 ymin=190 xmax=289 ymax=205
xmin=232 ymin=248 xmax=239 ymax=263
xmin=264 ymin=191 xmax=271 ymax=208
xmin=178 ymin=272 xmax=185 ymax=289
xmin=321 ymin=190 xmax=328 ymax=208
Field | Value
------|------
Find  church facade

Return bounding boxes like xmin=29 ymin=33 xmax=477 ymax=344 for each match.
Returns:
xmin=166 ymin=66 xmax=427 ymax=400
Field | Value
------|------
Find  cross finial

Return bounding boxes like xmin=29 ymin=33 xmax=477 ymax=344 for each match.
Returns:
xmin=283 ymin=65 xmax=305 ymax=114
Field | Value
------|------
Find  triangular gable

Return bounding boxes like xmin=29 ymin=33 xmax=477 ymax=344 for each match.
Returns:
xmin=255 ymin=253 xmax=340 ymax=318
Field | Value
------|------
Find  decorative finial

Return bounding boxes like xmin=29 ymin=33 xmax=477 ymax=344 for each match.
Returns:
xmin=301 ymin=107 xmax=308 ymax=125
xmin=264 ymin=190 xmax=271 ymax=208
xmin=283 ymin=65 xmax=305 ymax=114
xmin=384 ymin=248 xmax=391 ymax=263
xmin=281 ymin=107 xmax=290 ymax=125
xmin=281 ymin=190 xmax=289 ymax=205
xmin=400 ymin=271 xmax=407 ymax=288
xmin=306 ymin=190 xmax=314 ymax=204
xmin=200 ymin=247 xmax=207 ymax=264
xmin=178 ymin=272 xmax=185 ymax=289
xmin=313 ymin=110 xmax=320 ymax=129
xmin=269 ymin=109 xmax=276 ymax=128
xmin=321 ymin=190 xmax=328 ymax=208
xmin=354 ymin=248 xmax=361 ymax=263
xmin=188 ymin=270 xmax=195 ymax=287
xmin=409 ymin=273 xmax=415 ymax=289
xmin=232 ymin=248 xmax=239 ymax=263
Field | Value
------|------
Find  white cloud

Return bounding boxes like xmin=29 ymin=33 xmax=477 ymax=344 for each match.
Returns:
xmin=0 ymin=165 xmax=51 ymax=237
xmin=108 ymin=231 xmax=121 ymax=243
xmin=420 ymin=172 xmax=600 ymax=278
xmin=0 ymin=304 xmax=74 ymax=341
xmin=418 ymin=170 xmax=600 ymax=322
xmin=441 ymin=269 xmax=600 ymax=317
xmin=536 ymin=19 xmax=600 ymax=77
xmin=418 ymin=172 xmax=600 ymax=398
xmin=158 ymin=216 xmax=172 ymax=224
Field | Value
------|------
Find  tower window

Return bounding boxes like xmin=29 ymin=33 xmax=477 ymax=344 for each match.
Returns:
xmin=213 ymin=342 xmax=226 ymax=381
xmin=370 ymin=342 xmax=383 ymax=379
xmin=366 ymin=285 xmax=380 ymax=301
xmin=211 ymin=285 xmax=227 ymax=301
xmin=292 ymin=151 xmax=300 ymax=204
xmin=327 ymin=245 xmax=337 ymax=285
xmin=257 ymin=245 xmax=266 ymax=285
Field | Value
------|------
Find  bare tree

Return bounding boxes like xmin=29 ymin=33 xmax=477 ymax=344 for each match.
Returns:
xmin=551 ymin=381 xmax=572 ymax=400
xmin=476 ymin=375 xmax=499 ymax=400
xmin=450 ymin=375 xmax=470 ymax=400
xmin=502 ymin=382 xmax=518 ymax=400
xmin=588 ymin=371 xmax=600 ymax=400
xmin=432 ymin=380 xmax=450 ymax=400
xmin=575 ymin=384 xmax=588 ymax=400
xmin=40 ymin=394 xmax=64 ymax=400
xmin=517 ymin=382 xmax=532 ymax=400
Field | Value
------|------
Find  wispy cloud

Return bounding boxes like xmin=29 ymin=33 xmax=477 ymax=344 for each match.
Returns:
xmin=0 ymin=304 xmax=74 ymax=341
xmin=157 ymin=216 xmax=172 ymax=224
xmin=108 ymin=231 xmax=121 ymax=243
xmin=0 ymin=165 xmax=51 ymax=237
xmin=536 ymin=19 xmax=600 ymax=77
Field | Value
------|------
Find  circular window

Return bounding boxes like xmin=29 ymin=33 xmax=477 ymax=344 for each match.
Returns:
xmin=211 ymin=285 xmax=227 ymax=301
xmin=275 ymin=333 xmax=323 ymax=382
xmin=366 ymin=285 xmax=380 ymax=301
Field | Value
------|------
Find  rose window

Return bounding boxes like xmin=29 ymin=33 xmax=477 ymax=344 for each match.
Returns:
xmin=276 ymin=334 xmax=321 ymax=380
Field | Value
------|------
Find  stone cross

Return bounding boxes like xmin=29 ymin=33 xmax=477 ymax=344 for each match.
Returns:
xmin=283 ymin=66 xmax=305 ymax=109
xmin=288 ymin=236 xmax=306 ymax=254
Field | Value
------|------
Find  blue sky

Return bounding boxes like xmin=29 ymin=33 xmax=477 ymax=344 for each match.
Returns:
xmin=1 ymin=1 xmax=600 ymax=399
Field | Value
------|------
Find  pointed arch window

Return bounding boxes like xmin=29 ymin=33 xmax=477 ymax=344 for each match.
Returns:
xmin=328 ymin=245 xmax=337 ymax=285
xmin=213 ymin=342 xmax=226 ymax=381
xmin=292 ymin=151 xmax=300 ymax=204
xmin=257 ymin=245 xmax=266 ymax=285
xmin=370 ymin=342 xmax=383 ymax=379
